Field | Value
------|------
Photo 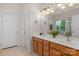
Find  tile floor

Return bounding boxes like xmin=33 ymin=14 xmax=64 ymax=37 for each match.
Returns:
xmin=0 ymin=47 xmax=38 ymax=56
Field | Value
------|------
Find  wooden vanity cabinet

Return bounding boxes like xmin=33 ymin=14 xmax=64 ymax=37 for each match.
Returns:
xmin=61 ymin=53 xmax=70 ymax=56
xmin=43 ymin=40 xmax=50 ymax=56
xmin=50 ymin=42 xmax=62 ymax=56
xmin=32 ymin=36 xmax=43 ymax=56
xmin=32 ymin=36 xmax=79 ymax=56
xmin=50 ymin=48 xmax=61 ymax=56
xmin=61 ymin=46 xmax=76 ymax=56
xmin=32 ymin=37 xmax=38 ymax=52
xmin=50 ymin=42 xmax=77 ymax=56
xmin=37 ymin=39 xmax=43 ymax=56
xmin=43 ymin=50 xmax=49 ymax=56
xmin=50 ymin=42 xmax=62 ymax=51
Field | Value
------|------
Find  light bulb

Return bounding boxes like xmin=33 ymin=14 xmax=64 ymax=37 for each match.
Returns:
xmin=47 ymin=8 xmax=51 ymax=11
xmin=47 ymin=12 xmax=50 ymax=14
xmin=40 ymin=11 xmax=43 ymax=15
xmin=57 ymin=4 xmax=62 ymax=7
xmin=60 ymin=6 xmax=66 ymax=9
xmin=68 ymin=3 xmax=73 ymax=7
xmin=51 ymin=10 xmax=55 ymax=13
xmin=40 ymin=12 xmax=42 ymax=15
xmin=42 ymin=10 xmax=46 ymax=13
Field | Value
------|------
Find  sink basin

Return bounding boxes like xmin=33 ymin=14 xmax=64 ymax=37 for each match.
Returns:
xmin=43 ymin=34 xmax=79 ymax=48
xmin=59 ymin=38 xmax=79 ymax=47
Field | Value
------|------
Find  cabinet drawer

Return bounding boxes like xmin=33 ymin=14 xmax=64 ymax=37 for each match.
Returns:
xmin=43 ymin=45 xmax=49 ymax=51
xmin=43 ymin=50 xmax=49 ymax=56
xmin=50 ymin=48 xmax=61 ymax=56
xmin=62 ymin=47 xmax=76 ymax=55
xmin=38 ymin=43 xmax=43 ymax=56
xmin=50 ymin=42 xmax=62 ymax=50
xmin=43 ymin=40 xmax=49 ymax=46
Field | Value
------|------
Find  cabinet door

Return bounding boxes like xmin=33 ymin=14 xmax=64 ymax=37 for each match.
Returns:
xmin=50 ymin=42 xmax=62 ymax=51
xmin=43 ymin=40 xmax=49 ymax=46
xmin=43 ymin=50 xmax=49 ymax=56
xmin=43 ymin=40 xmax=49 ymax=56
xmin=2 ymin=13 xmax=18 ymax=48
xmin=62 ymin=46 xmax=76 ymax=55
xmin=33 ymin=40 xmax=37 ymax=52
xmin=37 ymin=43 xmax=42 ymax=56
xmin=43 ymin=45 xmax=49 ymax=51
xmin=50 ymin=48 xmax=61 ymax=56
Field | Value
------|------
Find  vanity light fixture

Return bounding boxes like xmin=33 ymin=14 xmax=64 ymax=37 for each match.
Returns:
xmin=57 ymin=4 xmax=62 ymax=7
xmin=40 ymin=11 xmax=43 ymax=15
xmin=42 ymin=10 xmax=46 ymax=13
xmin=40 ymin=3 xmax=78 ymax=15
xmin=43 ymin=11 xmax=47 ymax=15
xmin=40 ymin=11 xmax=46 ymax=15
xmin=60 ymin=6 xmax=66 ymax=9
xmin=47 ymin=7 xmax=51 ymax=11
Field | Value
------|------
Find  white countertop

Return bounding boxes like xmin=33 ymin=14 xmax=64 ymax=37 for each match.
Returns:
xmin=32 ymin=34 xmax=79 ymax=50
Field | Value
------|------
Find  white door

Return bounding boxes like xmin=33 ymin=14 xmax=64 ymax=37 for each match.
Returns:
xmin=2 ymin=13 xmax=18 ymax=48
xmin=24 ymin=14 xmax=29 ymax=49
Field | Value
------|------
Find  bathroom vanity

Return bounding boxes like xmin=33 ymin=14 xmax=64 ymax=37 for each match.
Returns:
xmin=32 ymin=34 xmax=79 ymax=56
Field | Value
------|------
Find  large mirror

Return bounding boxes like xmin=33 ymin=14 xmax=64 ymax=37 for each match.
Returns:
xmin=50 ymin=15 xmax=79 ymax=37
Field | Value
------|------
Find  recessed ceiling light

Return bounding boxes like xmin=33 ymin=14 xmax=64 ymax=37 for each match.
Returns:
xmin=47 ymin=12 xmax=50 ymax=14
xmin=60 ymin=6 xmax=66 ymax=9
xmin=57 ymin=4 xmax=62 ymax=7
xmin=68 ymin=3 xmax=73 ymax=7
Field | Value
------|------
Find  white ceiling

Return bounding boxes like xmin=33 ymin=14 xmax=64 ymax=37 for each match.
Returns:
xmin=0 ymin=3 xmax=78 ymax=15
xmin=39 ymin=3 xmax=79 ymax=15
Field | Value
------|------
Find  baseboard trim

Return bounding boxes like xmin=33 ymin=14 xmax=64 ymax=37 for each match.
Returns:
xmin=2 ymin=45 xmax=18 ymax=50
